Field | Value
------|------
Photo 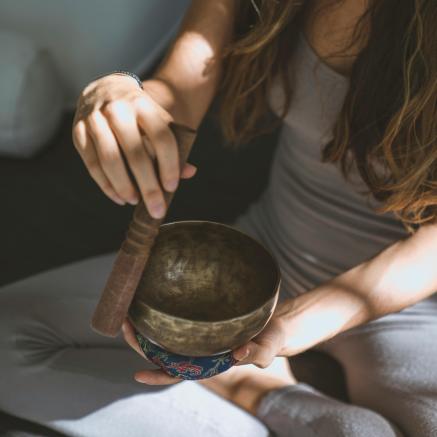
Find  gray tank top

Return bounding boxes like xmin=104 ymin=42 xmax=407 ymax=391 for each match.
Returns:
xmin=236 ymin=34 xmax=408 ymax=298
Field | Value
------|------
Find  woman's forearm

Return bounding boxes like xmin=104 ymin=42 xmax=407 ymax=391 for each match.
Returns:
xmin=279 ymin=222 xmax=437 ymax=355
xmin=144 ymin=0 xmax=236 ymax=128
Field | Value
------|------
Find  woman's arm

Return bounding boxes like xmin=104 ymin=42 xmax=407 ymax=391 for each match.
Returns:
xmin=281 ymin=222 xmax=437 ymax=354
xmin=235 ymin=222 xmax=437 ymax=366
xmin=144 ymin=0 xmax=235 ymax=129
xmin=73 ymin=0 xmax=235 ymax=212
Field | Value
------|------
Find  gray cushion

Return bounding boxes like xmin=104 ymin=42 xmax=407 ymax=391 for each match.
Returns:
xmin=0 ymin=30 xmax=63 ymax=158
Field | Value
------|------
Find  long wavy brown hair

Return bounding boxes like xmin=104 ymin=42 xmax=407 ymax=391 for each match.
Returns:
xmin=219 ymin=0 xmax=437 ymax=231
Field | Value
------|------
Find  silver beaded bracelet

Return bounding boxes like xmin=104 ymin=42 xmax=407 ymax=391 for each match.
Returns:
xmin=96 ymin=70 xmax=144 ymax=89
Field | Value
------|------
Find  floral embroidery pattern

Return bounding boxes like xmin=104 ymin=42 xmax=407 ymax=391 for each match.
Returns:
xmin=136 ymin=333 xmax=236 ymax=380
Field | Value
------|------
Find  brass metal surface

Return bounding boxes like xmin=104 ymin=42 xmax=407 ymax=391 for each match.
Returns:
xmin=128 ymin=221 xmax=280 ymax=356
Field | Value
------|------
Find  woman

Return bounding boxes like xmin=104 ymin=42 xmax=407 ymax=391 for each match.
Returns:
xmin=1 ymin=0 xmax=436 ymax=436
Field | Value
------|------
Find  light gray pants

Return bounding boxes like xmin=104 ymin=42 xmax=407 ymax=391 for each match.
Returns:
xmin=1 ymin=253 xmax=437 ymax=437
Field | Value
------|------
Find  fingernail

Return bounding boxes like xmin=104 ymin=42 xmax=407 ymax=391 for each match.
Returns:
xmin=166 ymin=179 xmax=179 ymax=192
xmin=234 ymin=348 xmax=249 ymax=361
xmin=112 ymin=195 xmax=126 ymax=206
xmin=127 ymin=197 xmax=139 ymax=206
xmin=150 ymin=203 xmax=166 ymax=219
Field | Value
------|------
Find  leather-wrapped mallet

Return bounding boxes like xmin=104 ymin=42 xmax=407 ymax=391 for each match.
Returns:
xmin=91 ymin=122 xmax=197 ymax=337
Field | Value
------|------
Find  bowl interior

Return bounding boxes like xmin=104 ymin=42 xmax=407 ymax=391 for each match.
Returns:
xmin=133 ymin=221 xmax=279 ymax=322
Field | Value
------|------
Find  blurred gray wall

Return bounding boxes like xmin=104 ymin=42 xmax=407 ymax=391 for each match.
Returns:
xmin=0 ymin=0 xmax=190 ymax=108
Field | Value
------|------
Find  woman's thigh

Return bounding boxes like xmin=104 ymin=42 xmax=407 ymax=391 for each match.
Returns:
xmin=0 ymin=254 xmax=269 ymax=437
xmin=321 ymin=294 xmax=437 ymax=437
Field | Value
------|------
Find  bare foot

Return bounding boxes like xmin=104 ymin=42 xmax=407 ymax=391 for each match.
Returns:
xmin=200 ymin=357 xmax=296 ymax=415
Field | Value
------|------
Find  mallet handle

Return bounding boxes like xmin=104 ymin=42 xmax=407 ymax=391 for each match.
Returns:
xmin=91 ymin=123 xmax=197 ymax=337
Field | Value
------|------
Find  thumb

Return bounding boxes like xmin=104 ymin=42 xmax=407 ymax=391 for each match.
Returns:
xmin=234 ymin=341 xmax=276 ymax=368
xmin=233 ymin=343 xmax=251 ymax=361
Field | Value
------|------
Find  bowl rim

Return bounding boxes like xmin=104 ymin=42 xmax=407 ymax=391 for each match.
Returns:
xmin=131 ymin=219 xmax=282 ymax=324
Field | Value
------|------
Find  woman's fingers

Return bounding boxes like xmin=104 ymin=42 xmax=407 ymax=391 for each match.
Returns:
xmin=233 ymin=344 xmax=251 ymax=362
xmin=134 ymin=369 xmax=181 ymax=385
xmin=233 ymin=318 xmax=286 ymax=368
xmin=104 ymin=101 xmax=166 ymax=219
xmin=137 ymin=98 xmax=180 ymax=193
xmin=74 ymin=89 xmax=197 ymax=212
xmin=72 ymin=120 xmax=125 ymax=205
xmin=121 ymin=320 xmax=181 ymax=385
xmin=121 ymin=320 xmax=145 ymax=357
xmin=86 ymin=110 xmax=139 ymax=205
xmin=233 ymin=340 xmax=276 ymax=368
xmin=181 ymin=163 xmax=197 ymax=179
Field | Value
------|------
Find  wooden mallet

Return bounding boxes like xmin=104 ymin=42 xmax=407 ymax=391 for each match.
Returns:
xmin=91 ymin=122 xmax=197 ymax=337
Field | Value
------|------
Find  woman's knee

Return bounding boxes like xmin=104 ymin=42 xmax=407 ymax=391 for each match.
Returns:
xmin=258 ymin=385 xmax=401 ymax=437
xmin=0 ymin=285 xmax=77 ymax=384
xmin=0 ymin=286 xmax=52 ymax=372
xmin=0 ymin=288 xmax=35 ymax=412
xmin=319 ymin=406 xmax=402 ymax=437
xmin=393 ymin=395 xmax=437 ymax=437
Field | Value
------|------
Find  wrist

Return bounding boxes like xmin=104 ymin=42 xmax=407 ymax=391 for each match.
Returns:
xmin=279 ymin=281 xmax=370 ymax=356
xmin=143 ymin=77 xmax=200 ymax=129
xmin=278 ymin=294 xmax=335 ymax=356
xmin=109 ymin=70 xmax=144 ymax=89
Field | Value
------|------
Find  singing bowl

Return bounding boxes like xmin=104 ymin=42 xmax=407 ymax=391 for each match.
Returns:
xmin=128 ymin=221 xmax=280 ymax=377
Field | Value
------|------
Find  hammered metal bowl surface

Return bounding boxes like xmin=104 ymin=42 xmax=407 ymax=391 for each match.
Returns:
xmin=128 ymin=221 xmax=281 ymax=356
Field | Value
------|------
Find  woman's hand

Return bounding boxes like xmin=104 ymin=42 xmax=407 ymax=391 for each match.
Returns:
xmin=122 ymin=319 xmax=182 ymax=385
xmin=232 ymin=306 xmax=289 ymax=368
xmin=121 ymin=306 xmax=290 ymax=387
xmin=72 ymin=74 xmax=197 ymax=218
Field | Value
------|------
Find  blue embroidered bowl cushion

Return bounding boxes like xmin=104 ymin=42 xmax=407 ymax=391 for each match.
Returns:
xmin=136 ymin=332 xmax=237 ymax=380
